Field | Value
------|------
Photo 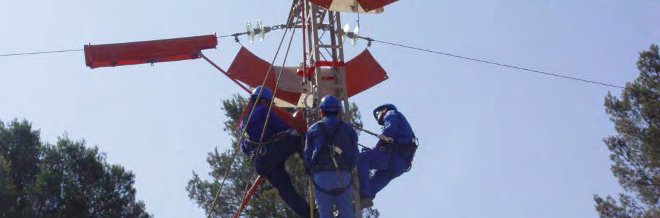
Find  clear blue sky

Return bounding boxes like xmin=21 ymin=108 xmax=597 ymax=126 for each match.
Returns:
xmin=1 ymin=1 xmax=658 ymax=217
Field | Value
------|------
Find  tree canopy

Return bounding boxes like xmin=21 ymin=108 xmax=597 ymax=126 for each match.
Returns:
xmin=595 ymin=45 xmax=660 ymax=218
xmin=0 ymin=119 xmax=150 ymax=218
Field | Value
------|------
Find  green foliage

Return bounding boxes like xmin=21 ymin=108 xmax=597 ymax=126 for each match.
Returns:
xmin=187 ymin=94 xmax=378 ymax=217
xmin=0 ymin=155 xmax=18 ymax=217
xmin=0 ymin=119 xmax=150 ymax=218
xmin=595 ymin=45 xmax=660 ymax=218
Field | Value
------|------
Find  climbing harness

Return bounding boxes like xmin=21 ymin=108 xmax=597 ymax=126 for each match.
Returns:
xmin=312 ymin=122 xmax=349 ymax=172
xmin=310 ymin=121 xmax=353 ymax=196
xmin=242 ymin=129 xmax=293 ymax=157
xmin=313 ymin=178 xmax=353 ymax=196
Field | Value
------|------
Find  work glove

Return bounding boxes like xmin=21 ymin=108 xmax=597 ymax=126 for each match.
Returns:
xmin=378 ymin=134 xmax=393 ymax=143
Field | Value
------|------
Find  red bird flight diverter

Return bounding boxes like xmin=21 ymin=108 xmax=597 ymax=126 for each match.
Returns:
xmin=84 ymin=34 xmax=218 ymax=68
xmin=226 ymin=47 xmax=388 ymax=105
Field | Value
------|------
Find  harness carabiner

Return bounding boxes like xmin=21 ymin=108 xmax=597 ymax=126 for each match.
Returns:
xmin=258 ymin=146 xmax=268 ymax=156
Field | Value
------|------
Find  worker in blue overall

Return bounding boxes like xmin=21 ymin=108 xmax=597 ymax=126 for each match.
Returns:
xmin=358 ymin=103 xmax=418 ymax=208
xmin=305 ymin=95 xmax=359 ymax=218
xmin=239 ymin=86 xmax=312 ymax=217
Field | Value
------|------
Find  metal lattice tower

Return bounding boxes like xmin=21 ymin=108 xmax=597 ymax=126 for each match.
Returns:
xmin=300 ymin=1 xmax=363 ymax=217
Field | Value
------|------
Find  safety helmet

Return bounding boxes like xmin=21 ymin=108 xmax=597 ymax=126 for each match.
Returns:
xmin=373 ymin=103 xmax=397 ymax=125
xmin=319 ymin=95 xmax=341 ymax=113
xmin=251 ymin=86 xmax=273 ymax=102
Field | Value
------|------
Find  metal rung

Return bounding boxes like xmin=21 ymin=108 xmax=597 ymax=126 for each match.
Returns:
xmin=318 ymin=44 xmax=338 ymax=48
xmin=317 ymin=84 xmax=343 ymax=89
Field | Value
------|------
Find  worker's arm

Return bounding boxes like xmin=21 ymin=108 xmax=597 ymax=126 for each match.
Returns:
xmin=303 ymin=125 xmax=317 ymax=172
xmin=268 ymin=110 xmax=292 ymax=133
xmin=381 ymin=111 xmax=400 ymax=139
xmin=239 ymin=121 xmax=250 ymax=155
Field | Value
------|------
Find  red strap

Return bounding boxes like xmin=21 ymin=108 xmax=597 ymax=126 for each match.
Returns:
xmin=314 ymin=61 xmax=345 ymax=67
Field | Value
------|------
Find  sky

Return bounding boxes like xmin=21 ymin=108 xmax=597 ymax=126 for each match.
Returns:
xmin=1 ymin=0 xmax=659 ymax=217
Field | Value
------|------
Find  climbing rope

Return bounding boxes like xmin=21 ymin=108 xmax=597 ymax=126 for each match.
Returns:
xmin=309 ymin=177 xmax=315 ymax=218
xmin=216 ymin=2 xmax=306 ymax=217
xmin=205 ymin=3 xmax=300 ymax=216
xmin=232 ymin=12 xmax=301 ymax=218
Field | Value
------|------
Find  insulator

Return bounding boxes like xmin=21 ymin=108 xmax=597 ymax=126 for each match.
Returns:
xmin=246 ymin=21 xmax=255 ymax=44
xmin=342 ymin=24 xmax=350 ymax=43
xmin=257 ymin=19 xmax=265 ymax=41
xmin=351 ymin=25 xmax=360 ymax=47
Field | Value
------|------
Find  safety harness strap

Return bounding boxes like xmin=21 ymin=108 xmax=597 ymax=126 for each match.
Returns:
xmin=312 ymin=177 xmax=352 ymax=196
xmin=311 ymin=121 xmax=344 ymax=170
xmin=318 ymin=121 xmax=343 ymax=145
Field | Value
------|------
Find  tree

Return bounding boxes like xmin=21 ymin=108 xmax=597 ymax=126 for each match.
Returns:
xmin=0 ymin=119 xmax=151 ymax=218
xmin=595 ymin=45 xmax=660 ymax=218
xmin=187 ymin=94 xmax=379 ymax=217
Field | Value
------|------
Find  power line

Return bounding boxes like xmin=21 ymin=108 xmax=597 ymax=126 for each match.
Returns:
xmin=0 ymin=24 xmax=289 ymax=58
xmin=0 ymin=49 xmax=83 ymax=57
xmin=0 ymin=35 xmax=252 ymax=58
xmin=0 ymin=35 xmax=626 ymax=89
xmin=359 ymin=37 xmax=624 ymax=89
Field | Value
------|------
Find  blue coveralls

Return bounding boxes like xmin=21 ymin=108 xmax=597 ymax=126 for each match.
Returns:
xmin=358 ymin=110 xmax=417 ymax=199
xmin=240 ymin=103 xmax=311 ymax=218
xmin=305 ymin=116 xmax=359 ymax=218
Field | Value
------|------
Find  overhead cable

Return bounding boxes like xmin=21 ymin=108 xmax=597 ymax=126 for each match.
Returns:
xmin=0 ymin=33 xmax=626 ymax=89
xmin=0 ymin=49 xmax=82 ymax=57
xmin=359 ymin=36 xmax=624 ymax=89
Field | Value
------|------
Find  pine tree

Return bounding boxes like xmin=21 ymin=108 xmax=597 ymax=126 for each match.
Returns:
xmin=0 ymin=119 xmax=150 ymax=218
xmin=594 ymin=45 xmax=660 ymax=217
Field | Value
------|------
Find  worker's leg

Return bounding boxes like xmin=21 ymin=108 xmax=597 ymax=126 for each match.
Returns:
xmin=358 ymin=148 xmax=391 ymax=198
xmin=253 ymin=135 xmax=302 ymax=175
xmin=313 ymin=187 xmax=333 ymax=218
xmin=279 ymin=134 xmax=305 ymax=157
xmin=266 ymin=164 xmax=311 ymax=218
xmin=335 ymin=184 xmax=355 ymax=218
xmin=370 ymin=154 xmax=410 ymax=197
xmin=313 ymin=171 xmax=353 ymax=218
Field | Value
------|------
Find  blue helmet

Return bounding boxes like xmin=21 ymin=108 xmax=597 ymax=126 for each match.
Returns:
xmin=320 ymin=95 xmax=341 ymax=113
xmin=373 ymin=103 xmax=397 ymax=125
xmin=251 ymin=86 xmax=273 ymax=102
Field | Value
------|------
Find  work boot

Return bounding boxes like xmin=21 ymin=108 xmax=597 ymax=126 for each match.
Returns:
xmin=360 ymin=197 xmax=374 ymax=209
